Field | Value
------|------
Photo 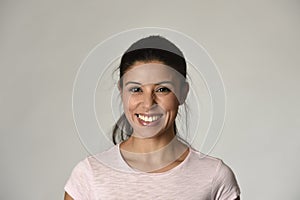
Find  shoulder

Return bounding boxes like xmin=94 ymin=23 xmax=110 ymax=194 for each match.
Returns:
xmin=187 ymin=148 xmax=240 ymax=198
xmin=64 ymin=146 xmax=120 ymax=199
xmin=211 ymin=159 xmax=241 ymax=199
xmin=68 ymin=157 xmax=92 ymax=178
xmin=186 ymin=148 xmax=224 ymax=176
xmin=65 ymin=146 xmax=119 ymax=185
xmin=188 ymin=148 xmax=235 ymax=174
xmin=64 ymin=157 xmax=95 ymax=200
xmin=72 ymin=145 xmax=133 ymax=175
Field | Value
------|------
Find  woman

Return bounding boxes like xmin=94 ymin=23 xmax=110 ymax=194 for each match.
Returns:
xmin=64 ymin=36 xmax=240 ymax=199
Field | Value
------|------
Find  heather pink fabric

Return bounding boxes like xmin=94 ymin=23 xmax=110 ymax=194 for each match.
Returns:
xmin=65 ymin=145 xmax=240 ymax=200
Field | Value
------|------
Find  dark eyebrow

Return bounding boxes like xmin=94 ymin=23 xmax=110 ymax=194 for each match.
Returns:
xmin=125 ymin=81 xmax=175 ymax=87
xmin=125 ymin=81 xmax=141 ymax=86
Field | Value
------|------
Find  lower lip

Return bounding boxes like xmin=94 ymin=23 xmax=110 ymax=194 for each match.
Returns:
xmin=136 ymin=116 xmax=162 ymax=127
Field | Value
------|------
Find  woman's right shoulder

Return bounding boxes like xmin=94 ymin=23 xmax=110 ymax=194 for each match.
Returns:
xmin=74 ymin=145 xmax=123 ymax=172
xmin=64 ymin=146 xmax=120 ymax=199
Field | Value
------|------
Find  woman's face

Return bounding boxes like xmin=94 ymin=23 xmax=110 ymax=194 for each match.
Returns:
xmin=120 ymin=61 xmax=187 ymax=139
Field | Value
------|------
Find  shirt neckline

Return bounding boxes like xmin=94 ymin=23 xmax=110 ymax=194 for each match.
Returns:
xmin=116 ymin=143 xmax=192 ymax=176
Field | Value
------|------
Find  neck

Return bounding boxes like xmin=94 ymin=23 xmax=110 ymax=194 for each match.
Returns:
xmin=119 ymin=127 xmax=189 ymax=172
xmin=121 ymin=126 xmax=176 ymax=153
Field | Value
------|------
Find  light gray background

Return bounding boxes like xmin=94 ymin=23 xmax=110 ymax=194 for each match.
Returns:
xmin=1 ymin=0 xmax=299 ymax=199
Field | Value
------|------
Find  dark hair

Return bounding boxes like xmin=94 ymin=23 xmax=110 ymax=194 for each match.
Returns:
xmin=112 ymin=35 xmax=187 ymax=144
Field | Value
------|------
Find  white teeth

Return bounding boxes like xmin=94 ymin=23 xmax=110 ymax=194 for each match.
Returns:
xmin=137 ymin=114 xmax=161 ymax=122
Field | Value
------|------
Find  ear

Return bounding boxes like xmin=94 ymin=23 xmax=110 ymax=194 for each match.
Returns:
xmin=118 ymin=80 xmax=123 ymax=99
xmin=118 ymin=80 xmax=121 ymax=91
xmin=179 ymin=82 xmax=189 ymax=105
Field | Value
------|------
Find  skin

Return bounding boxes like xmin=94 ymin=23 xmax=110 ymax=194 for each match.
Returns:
xmin=64 ymin=193 xmax=73 ymax=200
xmin=120 ymin=62 xmax=186 ymax=141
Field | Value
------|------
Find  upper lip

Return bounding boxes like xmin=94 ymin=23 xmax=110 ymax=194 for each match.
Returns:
xmin=135 ymin=113 xmax=162 ymax=117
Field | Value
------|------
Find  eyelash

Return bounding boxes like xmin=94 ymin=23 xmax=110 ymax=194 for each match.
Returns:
xmin=156 ymin=87 xmax=171 ymax=93
xmin=128 ymin=87 xmax=171 ymax=93
xmin=129 ymin=87 xmax=142 ymax=93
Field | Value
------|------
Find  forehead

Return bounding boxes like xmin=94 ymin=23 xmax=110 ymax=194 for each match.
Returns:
xmin=122 ymin=63 xmax=183 ymax=84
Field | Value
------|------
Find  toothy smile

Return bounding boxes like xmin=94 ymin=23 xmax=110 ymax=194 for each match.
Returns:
xmin=135 ymin=114 xmax=162 ymax=122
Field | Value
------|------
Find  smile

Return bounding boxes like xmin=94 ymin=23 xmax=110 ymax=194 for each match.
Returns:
xmin=135 ymin=114 xmax=162 ymax=123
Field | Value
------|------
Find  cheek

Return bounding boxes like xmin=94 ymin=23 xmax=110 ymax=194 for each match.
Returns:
xmin=122 ymin=93 xmax=140 ymax=111
xmin=157 ymin=95 xmax=179 ymax=111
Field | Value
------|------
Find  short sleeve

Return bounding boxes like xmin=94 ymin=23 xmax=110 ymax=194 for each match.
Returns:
xmin=64 ymin=159 xmax=92 ymax=200
xmin=211 ymin=160 xmax=241 ymax=200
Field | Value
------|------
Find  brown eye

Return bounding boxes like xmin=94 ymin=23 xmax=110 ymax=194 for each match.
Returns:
xmin=129 ymin=87 xmax=142 ymax=93
xmin=156 ymin=87 xmax=171 ymax=93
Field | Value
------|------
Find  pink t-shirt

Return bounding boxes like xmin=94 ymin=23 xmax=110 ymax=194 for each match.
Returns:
xmin=65 ymin=145 xmax=240 ymax=200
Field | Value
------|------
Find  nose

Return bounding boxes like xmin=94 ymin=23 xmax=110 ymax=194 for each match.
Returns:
xmin=142 ymin=90 xmax=156 ymax=110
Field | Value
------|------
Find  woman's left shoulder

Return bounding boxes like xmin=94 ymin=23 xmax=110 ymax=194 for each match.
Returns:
xmin=188 ymin=148 xmax=223 ymax=169
xmin=191 ymin=150 xmax=240 ymax=199
xmin=188 ymin=148 xmax=239 ymax=183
